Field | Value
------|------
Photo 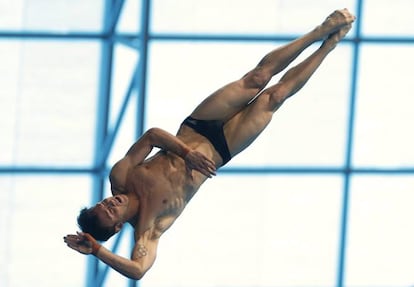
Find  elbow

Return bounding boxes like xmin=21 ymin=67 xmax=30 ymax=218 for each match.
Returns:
xmin=129 ymin=273 xmax=144 ymax=281
xmin=145 ymin=127 xmax=159 ymax=135
xmin=125 ymin=268 xmax=144 ymax=281
xmin=127 ymin=262 xmax=147 ymax=281
xmin=128 ymin=254 xmax=156 ymax=280
xmin=144 ymin=127 xmax=162 ymax=142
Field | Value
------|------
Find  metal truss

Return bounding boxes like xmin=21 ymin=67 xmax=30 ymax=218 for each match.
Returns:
xmin=0 ymin=0 xmax=147 ymax=285
xmin=1 ymin=0 xmax=414 ymax=286
xmin=90 ymin=1 xmax=148 ymax=287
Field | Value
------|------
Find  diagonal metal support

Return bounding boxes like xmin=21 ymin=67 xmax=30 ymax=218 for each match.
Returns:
xmin=95 ymin=65 xmax=139 ymax=168
xmin=88 ymin=0 xmax=128 ymax=287
xmin=112 ymin=35 xmax=140 ymax=49
xmin=107 ymin=0 xmax=126 ymax=34
xmin=94 ymin=227 xmax=127 ymax=286
xmin=135 ymin=0 xmax=150 ymax=138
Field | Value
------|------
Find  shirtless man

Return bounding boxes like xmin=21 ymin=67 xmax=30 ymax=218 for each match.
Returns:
xmin=64 ymin=9 xmax=356 ymax=280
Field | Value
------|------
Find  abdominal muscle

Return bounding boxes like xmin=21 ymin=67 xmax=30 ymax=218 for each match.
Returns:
xmin=131 ymin=126 xmax=222 ymax=238
xmin=130 ymin=148 xmax=207 ymax=238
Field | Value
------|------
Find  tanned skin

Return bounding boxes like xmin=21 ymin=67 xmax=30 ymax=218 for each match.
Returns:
xmin=64 ymin=9 xmax=356 ymax=280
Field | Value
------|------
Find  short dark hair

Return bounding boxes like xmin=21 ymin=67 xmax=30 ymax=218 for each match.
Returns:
xmin=77 ymin=207 xmax=116 ymax=242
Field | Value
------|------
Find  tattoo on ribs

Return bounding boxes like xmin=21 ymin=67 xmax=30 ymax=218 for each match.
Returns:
xmin=137 ymin=244 xmax=148 ymax=257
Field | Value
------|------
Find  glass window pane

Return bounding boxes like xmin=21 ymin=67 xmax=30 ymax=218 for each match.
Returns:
xmin=0 ymin=0 xmax=103 ymax=32
xmin=116 ymin=0 xmax=141 ymax=34
xmin=353 ymin=44 xmax=414 ymax=167
xmin=151 ymin=0 xmax=357 ymax=35
xmin=107 ymin=90 xmax=138 ymax=166
xmin=362 ymin=0 xmax=414 ymax=36
xmin=5 ymin=2 xmax=414 ymax=287
xmin=0 ymin=41 xmax=20 ymax=164
xmin=142 ymin=175 xmax=342 ymax=287
xmin=0 ymin=40 xmax=99 ymax=166
xmin=109 ymin=44 xmax=138 ymax=129
xmin=146 ymin=42 xmax=352 ymax=167
xmin=0 ymin=175 xmax=91 ymax=287
xmin=346 ymin=175 xmax=414 ymax=286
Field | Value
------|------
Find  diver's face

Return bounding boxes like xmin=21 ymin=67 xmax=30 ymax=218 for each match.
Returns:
xmin=94 ymin=195 xmax=129 ymax=228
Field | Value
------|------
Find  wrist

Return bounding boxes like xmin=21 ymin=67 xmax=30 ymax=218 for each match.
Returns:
xmin=91 ymin=241 xmax=101 ymax=255
xmin=181 ymin=147 xmax=190 ymax=159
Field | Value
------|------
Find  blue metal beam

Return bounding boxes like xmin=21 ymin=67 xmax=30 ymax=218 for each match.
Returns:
xmin=0 ymin=166 xmax=99 ymax=174
xmin=128 ymin=1 xmax=151 ymax=286
xmin=1 ymin=165 xmax=413 ymax=175
xmin=107 ymin=0 xmax=126 ymax=34
xmin=336 ymin=1 xmax=364 ymax=287
xmin=95 ymin=66 xmax=138 ymax=168
xmin=2 ymin=2 xmax=414 ymax=286
xmin=88 ymin=176 xmax=105 ymax=287
xmin=135 ymin=0 xmax=150 ymax=138
xmin=0 ymin=31 xmax=105 ymax=39
xmin=93 ymin=0 xmax=127 ymax=170
xmin=95 ymin=227 xmax=127 ymax=286
xmin=219 ymin=166 xmax=414 ymax=175
xmin=0 ymin=31 xmax=138 ymax=42
xmin=150 ymin=34 xmax=414 ymax=43
xmin=89 ymin=1 xmax=126 ymax=287
xmin=2 ymin=30 xmax=414 ymax=45
xmin=113 ymin=35 xmax=141 ymax=49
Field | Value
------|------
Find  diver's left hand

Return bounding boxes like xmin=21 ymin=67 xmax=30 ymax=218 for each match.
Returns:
xmin=64 ymin=232 xmax=101 ymax=255
xmin=184 ymin=150 xmax=216 ymax=178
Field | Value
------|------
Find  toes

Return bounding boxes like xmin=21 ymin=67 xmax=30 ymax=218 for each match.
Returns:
xmin=338 ymin=8 xmax=356 ymax=24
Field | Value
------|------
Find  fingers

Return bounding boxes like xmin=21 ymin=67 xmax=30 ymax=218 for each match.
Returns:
xmin=64 ymin=234 xmax=82 ymax=246
xmin=65 ymin=241 xmax=80 ymax=252
xmin=201 ymin=168 xmax=214 ymax=178
xmin=64 ymin=233 xmax=94 ymax=255
xmin=186 ymin=150 xmax=217 ymax=178
xmin=63 ymin=234 xmax=81 ymax=251
xmin=193 ymin=163 xmax=213 ymax=178
xmin=197 ymin=155 xmax=216 ymax=178
xmin=64 ymin=234 xmax=80 ymax=244
xmin=206 ymin=165 xmax=216 ymax=177
xmin=63 ymin=233 xmax=90 ymax=246
xmin=201 ymin=156 xmax=217 ymax=177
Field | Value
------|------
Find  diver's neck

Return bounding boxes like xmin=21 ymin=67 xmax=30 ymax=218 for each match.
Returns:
xmin=126 ymin=195 xmax=140 ymax=226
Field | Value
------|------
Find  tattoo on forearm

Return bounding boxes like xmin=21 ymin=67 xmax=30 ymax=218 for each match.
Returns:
xmin=137 ymin=244 xmax=148 ymax=257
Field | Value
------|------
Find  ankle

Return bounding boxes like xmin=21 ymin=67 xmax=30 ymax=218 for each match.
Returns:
xmin=312 ymin=25 xmax=329 ymax=41
xmin=321 ymin=38 xmax=337 ymax=52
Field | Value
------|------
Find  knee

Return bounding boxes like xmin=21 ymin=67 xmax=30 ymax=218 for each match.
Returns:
xmin=242 ymin=67 xmax=271 ymax=90
xmin=266 ymin=82 xmax=290 ymax=108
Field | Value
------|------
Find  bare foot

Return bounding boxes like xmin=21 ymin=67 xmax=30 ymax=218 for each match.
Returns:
xmin=322 ymin=24 xmax=353 ymax=50
xmin=316 ymin=9 xmax=356 ymax=39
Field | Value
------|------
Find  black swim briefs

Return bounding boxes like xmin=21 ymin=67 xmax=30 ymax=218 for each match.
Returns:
xmin=182 ymin=116 xmax=232 ymax=165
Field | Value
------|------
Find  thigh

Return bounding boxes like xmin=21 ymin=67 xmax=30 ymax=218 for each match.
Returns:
xmin=190 ymin=73 xmax=264 ymax=122
xmin=223 ymin=93 xmax=275 ymax=157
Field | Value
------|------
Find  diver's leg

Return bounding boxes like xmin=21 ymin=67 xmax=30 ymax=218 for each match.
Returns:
xmin=224 ymin=24 xmax=353 ymax=157
xmin=190 ymin=9 xmax=355 ymax=122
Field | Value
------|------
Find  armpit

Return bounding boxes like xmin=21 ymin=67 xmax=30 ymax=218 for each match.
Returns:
xmin=153 ymin=215 xmax=177 ymax=239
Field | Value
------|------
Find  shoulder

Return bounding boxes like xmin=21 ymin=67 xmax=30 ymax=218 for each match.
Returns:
xmin=109 ymin=157 xmax=132 ymax=193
